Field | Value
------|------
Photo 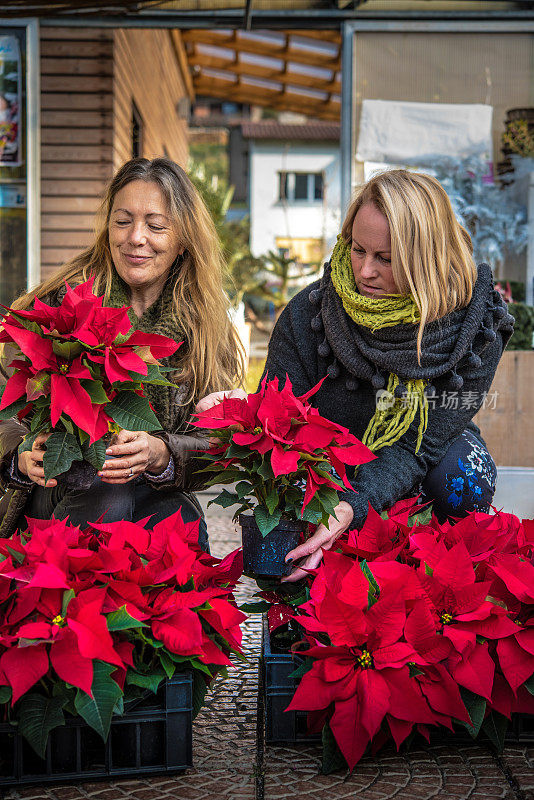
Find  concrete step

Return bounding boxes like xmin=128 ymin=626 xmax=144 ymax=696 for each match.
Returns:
xmin=494 ymin=466 xmax=534 ymax=518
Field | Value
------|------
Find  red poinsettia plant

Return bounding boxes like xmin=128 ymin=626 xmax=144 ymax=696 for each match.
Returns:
xmin=0 ymin=278 xmax=178 ymax=482
xmin=0 ymin=510 xmax=245 ymax=757
xmin=192 ymin=375 xmax=375 ymax=536
xmin=255 ymin=500 xmax=534 ymax=772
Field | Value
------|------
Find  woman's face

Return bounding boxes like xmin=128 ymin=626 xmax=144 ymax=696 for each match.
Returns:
xmin=350 ymin=203 xmax=398 ymax=297
xmin=108 ymin=180 xmax=183 ymax=294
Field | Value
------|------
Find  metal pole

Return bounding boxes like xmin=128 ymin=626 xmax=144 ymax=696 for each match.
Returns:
xmin=340 ymin=21 xmax=354 ymax=218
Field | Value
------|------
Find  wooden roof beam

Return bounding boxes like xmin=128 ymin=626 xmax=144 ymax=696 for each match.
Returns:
xmin=189 ymin=52 xmax=341 ymax=93
xmin=192 ymin=77 xmax=340 ymax=120
xmin=182 ymin=30 xmax=339 ymax=70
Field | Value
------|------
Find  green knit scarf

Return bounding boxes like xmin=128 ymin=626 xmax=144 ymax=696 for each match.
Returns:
xmin=330 ymin=235 xmax=428 ymax=453
xmin=107 ymin=272 xmax=185 ymax=430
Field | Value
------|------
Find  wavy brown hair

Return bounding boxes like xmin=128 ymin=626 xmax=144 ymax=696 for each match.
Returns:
xmin=12 ymin=157 xmax=244 ymax=401
xmin=341 ymin=169 xmax=478 ymax=358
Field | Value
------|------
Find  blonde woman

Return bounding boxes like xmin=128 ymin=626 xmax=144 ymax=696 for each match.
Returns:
xmin=260 ymin=169 xmax=514 ymax=581
xmin=0 ymin=157 xmax=243 ymax=543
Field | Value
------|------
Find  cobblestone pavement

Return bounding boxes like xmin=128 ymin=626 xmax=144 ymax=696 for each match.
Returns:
xmin=3 ymin=496 xmax=534 ymax=800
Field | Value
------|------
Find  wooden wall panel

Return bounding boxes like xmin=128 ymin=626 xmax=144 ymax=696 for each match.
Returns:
xmin=112 ymin=29 xmax=189 ymax=171
xmin=40 ymin=27 xmax=191 ymax=285
xmin=40 ymin=27 xmax=114 ymax=282
xmin=473 ymin=351 xmax=534 ymax=467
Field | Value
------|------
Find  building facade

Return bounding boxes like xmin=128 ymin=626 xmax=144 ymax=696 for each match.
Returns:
xmin=0 ymin=20 xmax=192 ymax=305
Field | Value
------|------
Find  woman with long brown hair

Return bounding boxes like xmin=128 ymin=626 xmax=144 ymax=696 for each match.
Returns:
xmin=0 ymin=157 xmax=243 ymax=543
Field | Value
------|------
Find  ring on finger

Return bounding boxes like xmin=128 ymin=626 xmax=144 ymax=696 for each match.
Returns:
xmin=128 ymin=468 xmax=133 ymax=478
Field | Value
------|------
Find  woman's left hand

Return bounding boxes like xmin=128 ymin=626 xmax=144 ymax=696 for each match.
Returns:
xmin=281 ymin=501 xmax=354 ymax=583
xmin=98 ymin=429 xmax=170 ymax=483
xmin=195 ymin=388 xmax=247 ymax=414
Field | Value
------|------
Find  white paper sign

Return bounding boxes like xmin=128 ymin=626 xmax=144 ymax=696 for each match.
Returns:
xmin=356 ymin=100 xmax=493 ymax=166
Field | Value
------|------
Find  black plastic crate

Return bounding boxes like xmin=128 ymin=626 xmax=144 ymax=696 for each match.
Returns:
xmin=261 ymin=615 xmax=320 ymax=744
xmin=0 ymin=671 xmax=193 ymax=787
xmin=261 ymin=616 xmax=534 ymax=748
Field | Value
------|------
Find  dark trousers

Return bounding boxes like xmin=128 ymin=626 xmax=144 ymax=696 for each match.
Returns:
xmin=25 ymin=476 xmax=209 ymax=551
xmin=422 ymin=428 xmax=497 ymax=521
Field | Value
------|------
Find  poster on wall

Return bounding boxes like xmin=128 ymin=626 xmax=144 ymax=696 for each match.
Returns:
xmin=0 ymin=35 xmax=21 ymax=166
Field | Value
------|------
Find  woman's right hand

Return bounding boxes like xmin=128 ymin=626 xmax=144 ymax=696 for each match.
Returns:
xmin=17 ymin=432 xmax=56 ymax=488
xmin=195 ymin=388 xmax=248 ymax=414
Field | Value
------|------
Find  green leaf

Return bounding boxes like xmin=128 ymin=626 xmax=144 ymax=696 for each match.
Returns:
xmin=0 ymin=686 xmax=12 ymax=704
xmin=18 ymin=431 xmax=40 ymax=455
xmin=301 ymin=506 xmax=322 ymax=525
xmin=106 ymin=392 xmax=161 ymax=431
xmin=82 ymin=438 xmax=107 ymax=470
xmin=52 ymin=340 xmax=82 ymax=360
xmin=360 ymin=559 xmax=380 ymax=608
xmin=159 ymin=651 xmax=176 ymax=680
xmin=408 ymin=663 xmax=425 ymax=678
xmin=61 ymin=588 xmax=75 ymax=617
xmin=239 ymin=600 xmax=271 ymax=613
xmin=409 ymin=505 xmax=433 ymax=526
xmin=235 ymin=480 xmax=253 ymax=500
xmin=524 ymin=674 xmax=534 ymax=696
xmin=257 ymin=458 xmax=274 ymax=480
xmin=288 ymin=658 xmax=314 ymax=681
xmin=424 ymin=562 xmax=434 ymax=577
xmin=6 ymin=545 xmax=24 ymax=564
xmin=481 ymin=712 xmax=509 ymax=752
xmin=127 ymin=363 xmax=175 ymax=387
xmin=74 ymin=661 xmax=123 ymax=741
xmin=42 ymin=430 xmax=83 ymax=483
xmin=192 ymin=670 xmax=208 ymax=718
xmin=59 ymin=414 xmax=75 ymax=434
xmin=126 ymin=670 xmax=165 ymax=694
xmin=254 ymin=505 xmax=282 ymax=536
xmin=321 ymin=721 xmax=347 ymax=775
xmin=81 ymin=380 xmax=110 ymax=405
xmin=0 ymin=396 xmax=28 ymax=420
xmin=265 ymin=487 xmax=279 ymax=515
xmin=18 ymin=693 xmax=66 ymax=759
xmin=30 ymin=403 xmax=50 ymax=433
xmin=210 ymin=489 xmax=240 ymax=509
xmin=106 ymin=606 xmax=147 ymax=632
xmin=458 ymin=688 xmax=486 ymax=738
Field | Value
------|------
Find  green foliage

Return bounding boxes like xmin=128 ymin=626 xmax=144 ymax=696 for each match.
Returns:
xmin=42 ymin=430 xmax=83 ymax=483
xmin=458 ymin=687 xmax=486 ymax=738
xmin=321 ymin=720 xmax=348 ymax=774
xmin=106 ymin=391 xmax=161 ymax=431
xmin=481 ymin=711 xmax=509 ymax=752
xmin=74 ymin=661 xmax=123 ymax=742
xmin=18 ymin=694 xmax=66 ymax=758
xmin=507 ymin=302 xmax=534 ymax=350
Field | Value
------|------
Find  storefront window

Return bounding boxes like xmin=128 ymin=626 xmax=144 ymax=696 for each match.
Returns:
xmin=0 ymin=26 xmax=27 ymax=306
xmin=352 ymin=31 xmax=534 ymax=288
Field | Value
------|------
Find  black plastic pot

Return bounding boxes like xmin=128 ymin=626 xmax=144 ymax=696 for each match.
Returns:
xmin=239 ymin=513 xmax=305 ymax=578
xmin=56 ymin=459 xmax=97 ymax=491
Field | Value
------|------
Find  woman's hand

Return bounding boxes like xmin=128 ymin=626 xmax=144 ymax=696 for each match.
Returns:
xmin=98 ymin=429 xmax=170 ymax=484
xmin=281 ymin=501 xmax=354 ymax=583
xmin=195 ymin=388 xmax=248 ymax=414
xmin=17 ymin=432 xmax=56 ymax=488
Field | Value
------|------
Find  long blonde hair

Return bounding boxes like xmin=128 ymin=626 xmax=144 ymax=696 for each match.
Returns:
xmin=341 ymin=169 xmax=478 ymax=357
xmin=12 ymin=157 xmax=244 ymax=401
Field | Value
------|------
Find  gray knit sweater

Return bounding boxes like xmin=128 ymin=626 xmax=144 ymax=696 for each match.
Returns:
xmin=262 ymin=265 xmax=512 ymax=529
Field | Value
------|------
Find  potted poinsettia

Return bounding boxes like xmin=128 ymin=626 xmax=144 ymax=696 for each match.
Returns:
xmin=257 ymin=500 xmax=534 ymax=773
xmin=0 ymin=279 xmax=178 ymax=487
xmin=0 ymin=509 xmax=244 ymax=773
xmin=192 ymin=375 xmax=375 ymax=578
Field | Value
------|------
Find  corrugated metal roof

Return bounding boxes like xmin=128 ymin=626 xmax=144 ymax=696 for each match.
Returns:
xmin=241 ymin=121 xmax=341 ymax=139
